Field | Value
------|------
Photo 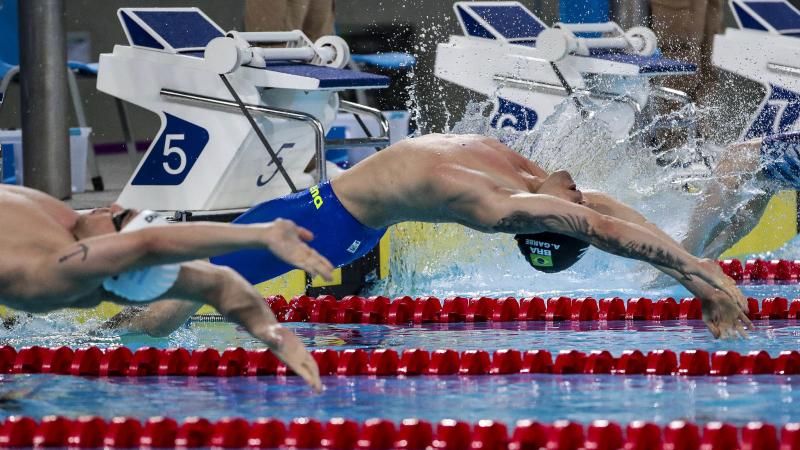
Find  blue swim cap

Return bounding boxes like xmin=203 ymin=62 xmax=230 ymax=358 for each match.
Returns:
xmin=514 ymin=232 xmax=589 ymax=273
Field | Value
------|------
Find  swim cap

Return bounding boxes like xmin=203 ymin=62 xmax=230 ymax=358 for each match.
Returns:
xmin=102 ymin=210 xmax=181 ymax=302
xmin=514 ymin=232 xmax=589 ymax=273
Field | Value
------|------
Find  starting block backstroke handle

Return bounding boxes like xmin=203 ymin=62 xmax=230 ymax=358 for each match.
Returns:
xmin=159 ymin=89 xmax=392 ymax=183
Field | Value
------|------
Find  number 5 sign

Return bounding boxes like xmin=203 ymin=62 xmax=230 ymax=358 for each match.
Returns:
xmin=132 ymin=113 xmax=209 ymax=185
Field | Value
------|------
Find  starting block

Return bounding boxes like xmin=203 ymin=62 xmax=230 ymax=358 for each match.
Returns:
xmin=98 ymin=7 xmax=391 ymax=213
xmin=713 ymin=0 xmax=800 ymax=139
xmin=435 ymin=1 xmax=696 ymax=139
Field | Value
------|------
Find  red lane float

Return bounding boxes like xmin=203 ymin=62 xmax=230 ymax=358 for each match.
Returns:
xmin=719 ymin=258 xmax=800 ymax=283
xmin=2 ymin=346 xmax=799 ymax=378
xmin=4 ymin=416 xmax=800 ymax=449
xmin=251 ymin=295 xmax=800 ymax=325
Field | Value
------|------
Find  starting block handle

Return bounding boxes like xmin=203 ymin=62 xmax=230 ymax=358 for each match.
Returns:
xmin=537 ymin=24 xmax=657 ymax=61
xmin=205 ymin=31 xmax=350 ymax=74
xmin=555 ymin=21 xmax=621 ymax=34
xmin=235 ymin=31 xmax=305 ymax=43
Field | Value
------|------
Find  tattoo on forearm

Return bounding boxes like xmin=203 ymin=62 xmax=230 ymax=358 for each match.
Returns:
xmin=58 ymin=244 xmax=89 ymax=263
xmin=494 ymin=211 xmax=687 ymax=273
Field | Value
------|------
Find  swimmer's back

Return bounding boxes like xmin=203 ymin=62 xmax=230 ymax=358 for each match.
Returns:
xmin=0 ymin=191 xmax=76 ymax=303
xmin=334 ymin=134 xmax=545 ymax=227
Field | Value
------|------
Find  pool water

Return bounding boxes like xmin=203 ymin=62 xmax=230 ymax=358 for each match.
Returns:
xmin=2 ymin=373 xmax=799 ymax=426
xmin=0 ymin=283 xmax=798 ymax=427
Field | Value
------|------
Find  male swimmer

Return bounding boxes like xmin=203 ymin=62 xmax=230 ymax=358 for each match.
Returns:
xmin=120 ymin=133 xmax=758 ymax=339
xmin=680 ymin=132 xmax=800 ymax=259
xmin=0 ymin=184 xmax=334 ymax=392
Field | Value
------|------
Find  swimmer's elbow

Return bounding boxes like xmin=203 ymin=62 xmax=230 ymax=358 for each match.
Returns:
xmin=589 ymin=214 xmax=621 ymax=241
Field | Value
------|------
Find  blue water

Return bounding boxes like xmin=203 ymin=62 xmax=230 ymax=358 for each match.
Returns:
xmin=1 ymin=373 xmax=799 ymax=426
xmin=1 ymin=266 xmax=797 ymax=426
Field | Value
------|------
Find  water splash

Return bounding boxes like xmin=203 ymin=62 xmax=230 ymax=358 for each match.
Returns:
xmin=372 ymin=91 xmax=771 ymax=299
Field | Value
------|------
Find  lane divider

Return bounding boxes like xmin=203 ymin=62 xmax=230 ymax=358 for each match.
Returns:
xmin=719 ymin=259 xmax=800 ymax=283
xmin=0 ymin=415 xmax=798 ymax=449
xmin=3 ymin=346 xmax=799 ymax=377
xmin=258 ymin=295 xmax=800 ymax=325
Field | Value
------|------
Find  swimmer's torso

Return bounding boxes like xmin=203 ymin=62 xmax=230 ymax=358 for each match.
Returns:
xmin=333 ymin=134 xmax=549 ymax=228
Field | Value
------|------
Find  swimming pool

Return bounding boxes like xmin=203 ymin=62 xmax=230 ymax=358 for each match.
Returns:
xmin=1 ymin=283 xmax=798 ymax=438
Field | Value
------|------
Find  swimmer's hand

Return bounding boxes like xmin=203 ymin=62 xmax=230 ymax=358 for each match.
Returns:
xmin=684 ymin=259 xmax=753 ymax=339
xmin=259 ymin=219 xmax=334 ymax=281
xmin=265 ymin=324 xmax=323 ymax=393
xmin=701 ymin=290 xmax=753 ymax=339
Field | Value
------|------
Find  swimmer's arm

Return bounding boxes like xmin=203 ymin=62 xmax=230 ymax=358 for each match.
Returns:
xmin=582 ymin=192 xmax=682 ymax=248
xmin=491 ymin=194 xmax=731 ymax=289
xmin=45 ymin=219 xmax=333 ymax=286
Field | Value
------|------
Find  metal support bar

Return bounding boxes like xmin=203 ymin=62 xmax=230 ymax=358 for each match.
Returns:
xmin=18 ymin=0 xmax=70 ymax=198
xmin=651 ymin=86 xmax=691 ymax=105
xmin=160 ymin=88 xmax=328 ymax=182
xmin=114 ymin=99 xmax=140 ymax=168
xmin=493 ymin=74 xmax=643 ymax=113
xmin=340 ymin=100 xmax=391 ymax=140
xmin=767 ymin=62 xmax=800 ymax=78
xmin=66 ymin=68 xmax=104 ymax=191
xmin=219 ymin=74 xmax=298 ymax=192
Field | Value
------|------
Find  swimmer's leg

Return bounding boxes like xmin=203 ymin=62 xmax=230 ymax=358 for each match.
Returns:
xmin=102 ymin=300 xmax=200 ymax=338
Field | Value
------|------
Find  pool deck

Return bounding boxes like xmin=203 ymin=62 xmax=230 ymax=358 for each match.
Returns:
xmin=67 ymin=152 xmax=137 ymax=210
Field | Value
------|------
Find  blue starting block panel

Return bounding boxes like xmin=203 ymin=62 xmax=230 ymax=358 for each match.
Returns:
xmin=118 ymin=8 xmax=225 ymax=53
xmin=264 ymin=63 xmax=390 ymax=89
xmin=731 ymin=0 xmax=800 ymax=36
xmin=454 ymin=1 xmax=547 ymax=41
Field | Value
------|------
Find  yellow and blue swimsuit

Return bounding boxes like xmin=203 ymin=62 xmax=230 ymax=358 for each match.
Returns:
xmin=211 ymin=182 xmax=386 ymax=285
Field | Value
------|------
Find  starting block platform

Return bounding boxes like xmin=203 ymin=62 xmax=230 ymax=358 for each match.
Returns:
xmin=99 ymin=7 xmax=390 ymax=212
xmin=436 ymin=1 xmax=696 ymax=138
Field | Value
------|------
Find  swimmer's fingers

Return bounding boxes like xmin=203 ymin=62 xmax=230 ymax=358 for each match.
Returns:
xmin=305 ymin=251 xmax=335 ymax=282
xmin=739 ymin=310 xmax=755 ymax=331
xmin=296 ymin=226 xmax=314 ymax=242
xmin=707 ymin=323 xmax=722 ymax=339
xmin=735 ymin=321 xmax=749 ymax=339
xmin=268 ymin=326 xmax=323 ymax=393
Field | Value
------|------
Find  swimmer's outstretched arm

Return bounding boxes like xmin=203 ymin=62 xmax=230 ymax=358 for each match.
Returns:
xmin=46 ymin=218 xmax=333 ymax=290
xmin=580 ymin=192 xmax=753 ymax=337
xmin=484 ymin=193 xmax=750 ymax=337
xmin=153 ymin=261 xmax=322 ymax=392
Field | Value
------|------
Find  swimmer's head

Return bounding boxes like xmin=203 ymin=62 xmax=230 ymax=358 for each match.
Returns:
xmin=72 ymin=205 xmax=140 ymax=239
xmin=514 ymin=232 xmax=589 ymax=273
xmin=538 ymin=170 xmax=583 ymax=204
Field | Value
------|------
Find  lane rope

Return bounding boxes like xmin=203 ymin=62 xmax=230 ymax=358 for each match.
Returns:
xmin=1 ymin=415 xmax=797 ymax=449
xmin=249 ymin=295 xmax=800 ymax=325
xmin=3 ymin=346 xmax=799 ymax=377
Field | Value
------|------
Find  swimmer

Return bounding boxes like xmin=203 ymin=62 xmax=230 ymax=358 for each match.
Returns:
xmin=0 ymin=184 xmax=333 ymax=392
xmin=680 ymin=131 xmax=800 ymax=259
xmin=120 ymin=133 xmax=751 ymax=339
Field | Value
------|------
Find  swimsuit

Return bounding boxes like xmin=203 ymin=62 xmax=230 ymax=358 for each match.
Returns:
xmin=211 ymin=181 xmax=387 ymax=285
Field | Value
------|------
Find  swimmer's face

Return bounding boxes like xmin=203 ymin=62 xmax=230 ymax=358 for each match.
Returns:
xmin=72 ymin=204 xmax=141 ymax=239
xmin=538 ymin=170 xmax=584 ymax=204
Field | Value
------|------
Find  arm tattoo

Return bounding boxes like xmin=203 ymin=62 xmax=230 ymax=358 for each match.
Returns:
xmin=494 ymin=211 xmax=688 ymax=274
xmin=58 ymin=244 xmax=89 ymax=263
xmin=492 ymin=211 xmax=591 ymax=235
